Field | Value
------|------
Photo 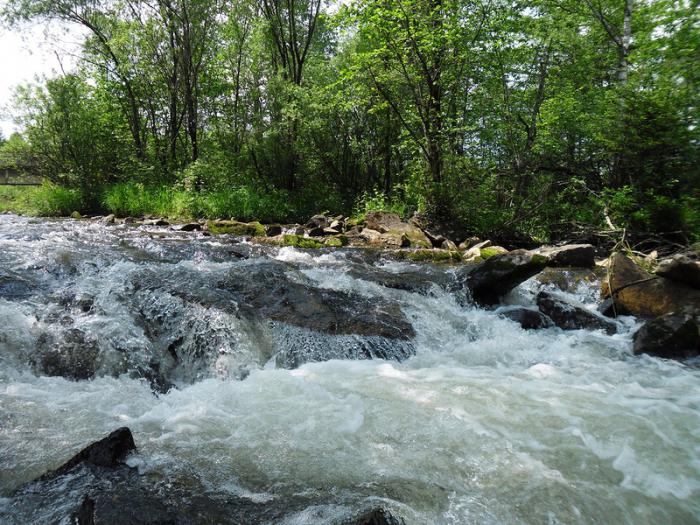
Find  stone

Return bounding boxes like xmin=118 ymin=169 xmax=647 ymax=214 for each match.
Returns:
xmin=101 ymin=214 xmax=115 ymax=224
xmin=330 ymin=219 xmax=344 ymax=231
xmin=36 ymin=328 xmax=101 ymax=380
xmin=206 ymin=220 xmax=265 ymax=236
xmin=307 ymin=226 xmax=326 ymax=237
xmin=70 ymin=211 xmax=82 ymax=220
xmin=305 ymin=213 xmax=330 ymax=229
xmin=323 ymin=227 xmax=341 ymax=235
xmin=265 ymin=224 xmax=283 ymax=237
xmin=282 ymin=234 xmax=323 ymax=249
xmin=348 ymin=508 xmax=407 ymax=525
xmin=466 ymin=249 xmax=549 ymax=305
xmin=633 ymin=313 xmax=699 ymax=360
xmin=535 ymin=244 xmax=595 ymax=268
xmin=602 ymin=252 xmax=700 ymax=318
xmin=441 ymin=239 xmax=459 ymax=251
xmin=499 ymin=307 xmax=554 ymax=329
xmin=42 ymin=427 xmax=136 ymax=480
xmin=363 ymin=211 xmax=431 ymax=248
xmin=177 ymin=223 xmax=201 ymax=232
xmin=479 ymin=246 xmax=508 ymax=259
xmin=536 ymin=291 xmax=617 ymax=334
xmin=459 ymin=236 xmax=482 ymax=250
xmin=598 ymin=297 xmax=632 ymax=318
xmin=464 ymin=240 xmax=492 ymax=259
xmin=656 ymin=254 xmax=700 ymax=289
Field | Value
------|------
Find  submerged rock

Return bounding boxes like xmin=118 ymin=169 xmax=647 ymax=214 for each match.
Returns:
xmin=466 ymin=249 xmax=549 ymax=305
xmin=633 ymin=313 xmax=699 ymax=360
xmin=602 ymin=252 xmax=700 ymax=318
xmin=348 ymin=508 xmax=407 ymax=525
xmin=536 ymin=291 xmax=617 ymax=334
xmin=499 ymin=307 xmax=554 ymax=330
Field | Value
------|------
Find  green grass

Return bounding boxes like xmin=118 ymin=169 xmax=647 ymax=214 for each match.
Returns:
xmin=0 ymin=183 xmax=83 ymax=216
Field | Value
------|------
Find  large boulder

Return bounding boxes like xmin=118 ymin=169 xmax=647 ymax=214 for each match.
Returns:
xmin=602 ymin=252 xmax=700 ymax=318
xmin=466 ymin=249 xmax=549 ymax=305
xmin=656 ymin=254 xmax=700 ymax=289
xmin=535 ymin=244 xmax=595 ymax=268
xmin=536 ymin=291 xmax=617 ymax=334
xmin=363 ymin=211 xmax=431 ymax=248
xmin=633 ymin=312 xmax=699 ymax=360
xmin=206 ymin=220 xmax=265 ymax=236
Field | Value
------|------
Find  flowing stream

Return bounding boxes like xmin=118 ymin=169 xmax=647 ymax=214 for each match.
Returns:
xmin=1 ymin=214 xmax=699 ymax=524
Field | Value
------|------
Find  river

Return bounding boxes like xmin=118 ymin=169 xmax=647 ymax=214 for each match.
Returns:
xmin=1 ymin=214 xmax=698 ymax=523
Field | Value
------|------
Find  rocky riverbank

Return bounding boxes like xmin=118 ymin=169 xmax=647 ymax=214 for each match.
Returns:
xmin=56 ymin=208 xmax=700 ymax=362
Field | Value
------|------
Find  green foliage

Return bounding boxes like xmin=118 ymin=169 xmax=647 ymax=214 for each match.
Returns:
xmin=352 ymin=189 xmax=410 ymax=221
xmin=0 ymin=182 xmax=83 ymax=216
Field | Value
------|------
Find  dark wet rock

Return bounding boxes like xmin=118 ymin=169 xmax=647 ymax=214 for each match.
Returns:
xmin=42 ymin=427 xmax=136 ymax=481
xmin=306 ymin=213 xmax=331 ymax=229
xmin=466 ymin=249 xmax=549 ymax=305
xmin=535 ymin=244 xmax=595 ymax=268
xmin=656 ymin=254 xmax=700 ymax=289
xmin=219 ymin=262 xmax=415 ymax=340
xmin=177 ymin=222 xmax=202 ymax=232
xmin=602 ymin=252 xmax=700 ymax=318
xmin=0 ymin=268 xmax=36 ymax=299
xmin=347 ymin=508 xmax=407 ymax=525
xmin=499 ymin=307 xmax=554 ymax=330
xmin=536 ymin=292 xmax=617 ymax=334
xmin=633 ymin=312 xmax=700 ymax=360
xmin=35 ymin=329 xmax=101 ymax=380
xmin=308 ymin=226 xmax=327 ymax=237
xmin=265 ymin=224 xmax=283 ymax=236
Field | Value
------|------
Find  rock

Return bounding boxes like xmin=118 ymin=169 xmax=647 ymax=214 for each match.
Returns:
xmin=143 ymin=218 xmax=169 ymax=226
xmin=466 ymin=249 xmax=549 ymax=305
xmin=323 ymin=227 xmax=341 ymax=235
xmin=348 ymin=508 xmax=407 ymax=525
xmin=0 ymin=268 xmax=36 ymax=299
xmin=177 ymin=222 xmax=202 ymax=232
xmin=265 ymin=224 xmax=283 ymax=236
xmin=123 ymin=217 xmax=136 ymax=224
xmin=35 ymin=328 xmax=100 ymax=380
xmin=479 ymin=246 xmax=508 ymax=259
xmin=441 ymin=239 xmax=459 ymax=251
xmin=330 ymin=219 xmax=344 ymax=231
xmin=363 ymin=211 xmax=431 ymax=248
xmin=536 ymin=267 xmax=604 ymax=294
xmin=43 ymin=427 xmax=136 ymax=480
xmin=656 ymin=254 xmax=700 ymax=289
xmin=282 ymin=234 xmax=324 ymax=249
xmin=464 ymin=240 xmax=492 ymax=259
xmin=536 ymin=291 xmax=617 ymax=334
xmin=602 ymin=252 xmax=700 ymax=318
xmin=459 ymin=236 xmax=481 ymax=250
xmin=392 ymin=249 xmax=462 ymax=263
xmin=535 ymin=244 xmax=595 ymax=268
xmin=499 ymin=307 xmax=554 ymax=329
xmin=101 ymin=214 xmax=115 ymax=224
xmin=324 ymin=235 xmax=348 ymax=247
xmin=206 ymin=220 xmax=265 ymax=236
xmin=307 ymin=226 xmax=326 ymax=237
xmin=598 ymin=297 xmax=632 ymax=318
xmin=423 ymin=229 xmax=446 ymax=248
xmin=632 ymin=312 xmax=699 ymax=360
xmin=70 ymin=211 xmax=82 ymax=220
xmin=306 ymin=213 xmax=331 ymax=229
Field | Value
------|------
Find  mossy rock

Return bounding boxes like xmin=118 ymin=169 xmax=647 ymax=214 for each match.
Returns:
xmin=324 ymin=235 xmax=348 ymax=248
xmin=70 ymin=211 xmax=82 ymax=220
xmin=207 ymin=220 xmax=265 ymax=236
xmin=393 ymin=249 xmax=463 ymax=263
xmin=480 ymin=246 xmax=508 ymax=259
xmin=282 ymin=234 xmax=323 ymax=249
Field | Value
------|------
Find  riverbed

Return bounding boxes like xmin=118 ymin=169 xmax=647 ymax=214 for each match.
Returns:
xmin=1 ymin=214 xmax=699 ymax=523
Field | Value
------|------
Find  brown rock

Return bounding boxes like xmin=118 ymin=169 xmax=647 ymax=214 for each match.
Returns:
xmin=656 ymin=254 xmax=700 ymax=289
xmin=602 ymin=252 xmax=700 ymax=318
xmin=363 ymin=211 xmax=431 ymax=248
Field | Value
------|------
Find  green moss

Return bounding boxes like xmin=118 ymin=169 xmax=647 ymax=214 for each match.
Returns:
xmin=393 ymin=249 xmax=462 ymax=263
xmin=282 ymin=234 xmax=323 ymax=249
xmin=324 ymin=235 xmax=349 ymax=247
xmin=70 ymin=211 xmax=82 ymax=219
xmin=531 ymin=253 xmax=550 ymax=266
xmin=480 ymin=247 xmax=508 ymax=259
xmin=207 ymin=220 xmax=265 ymax=236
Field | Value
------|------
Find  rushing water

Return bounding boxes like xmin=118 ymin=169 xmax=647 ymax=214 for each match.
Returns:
xmin=1 ymin=214 xmax=699 ymax=524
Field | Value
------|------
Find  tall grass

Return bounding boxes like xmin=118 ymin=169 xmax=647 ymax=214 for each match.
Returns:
xmin=0 ymin=183 xmax=83 ymax=216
